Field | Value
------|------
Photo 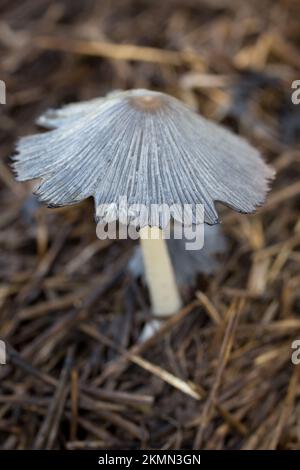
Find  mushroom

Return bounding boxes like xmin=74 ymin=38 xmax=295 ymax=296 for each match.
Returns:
xmin=13 ymin=89 xmax=274 ymax=321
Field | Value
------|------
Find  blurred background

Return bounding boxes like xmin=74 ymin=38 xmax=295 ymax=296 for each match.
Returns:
xmin=0 ymin=0 xmax=300 ymax=450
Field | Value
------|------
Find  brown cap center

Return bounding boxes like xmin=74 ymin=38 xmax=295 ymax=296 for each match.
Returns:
xmin=129 ymin=94 xmax=163 ymax=112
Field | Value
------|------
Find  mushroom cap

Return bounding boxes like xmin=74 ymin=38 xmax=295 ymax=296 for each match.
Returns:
xmin=13 ymin=89 xmax=274 ymax=227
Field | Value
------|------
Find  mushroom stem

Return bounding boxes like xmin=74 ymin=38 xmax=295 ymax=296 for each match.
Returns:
xmin=139 ymin=226 xmax=182 ymax=316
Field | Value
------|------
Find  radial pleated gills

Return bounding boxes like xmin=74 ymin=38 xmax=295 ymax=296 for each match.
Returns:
xmin=13 ymin=89 xmax=274 ymax=227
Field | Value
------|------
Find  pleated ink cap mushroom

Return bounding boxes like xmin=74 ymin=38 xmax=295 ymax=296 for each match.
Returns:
xmin=13 ymin=89 xmax=274 ymax=318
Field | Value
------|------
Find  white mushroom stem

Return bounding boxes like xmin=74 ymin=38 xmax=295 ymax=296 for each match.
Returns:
xmin=139 ymin=226 xmax=182 ymax=317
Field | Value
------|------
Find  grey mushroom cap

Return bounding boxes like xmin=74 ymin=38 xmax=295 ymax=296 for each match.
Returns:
xmin=13 ymin=89 xmax=274 ymax=227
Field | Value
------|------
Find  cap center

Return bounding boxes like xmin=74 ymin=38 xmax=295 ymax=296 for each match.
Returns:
xmin=130 ymin=94 xmax=163 ymax=112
